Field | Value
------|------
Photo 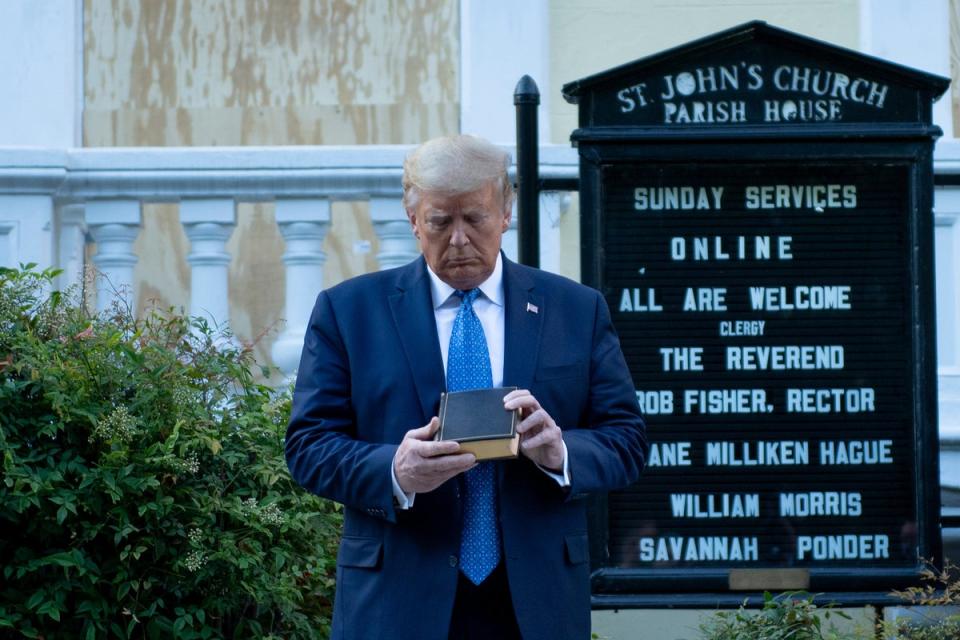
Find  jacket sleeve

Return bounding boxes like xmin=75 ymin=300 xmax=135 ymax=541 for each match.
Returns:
xmin=284 ymin=290 xmax=399 ymax=522
xmin=563 ymin=290 xmax=648 ymax=497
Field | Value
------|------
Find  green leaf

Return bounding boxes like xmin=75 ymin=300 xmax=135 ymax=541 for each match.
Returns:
xmin=25 ymin=590 xmax=45 ymax=610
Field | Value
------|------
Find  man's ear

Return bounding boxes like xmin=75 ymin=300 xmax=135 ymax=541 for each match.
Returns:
xmin=406 ymin=208 xmax=420 ymax=238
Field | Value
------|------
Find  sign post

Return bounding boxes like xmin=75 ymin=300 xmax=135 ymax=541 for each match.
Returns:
xmin=563 ymin=21 xmax=949 ymax=603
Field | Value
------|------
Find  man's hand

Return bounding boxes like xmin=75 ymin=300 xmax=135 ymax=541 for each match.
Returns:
xmin=504 ymin=389 xmax=564 ymax=472
xmin=394 ymin=418 xmax=476 ymax=494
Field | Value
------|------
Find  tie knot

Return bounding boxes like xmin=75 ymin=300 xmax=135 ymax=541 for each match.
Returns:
xmin=455 ymin=288 xmax=481 ymax=306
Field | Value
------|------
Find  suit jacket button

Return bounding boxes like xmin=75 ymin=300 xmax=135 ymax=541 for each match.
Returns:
xmin=448 ymin=555 xmax=458 ymax=568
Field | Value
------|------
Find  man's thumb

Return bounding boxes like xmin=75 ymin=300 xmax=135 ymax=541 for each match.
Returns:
xmin=409 ymin=417 xmax=439 ymax=440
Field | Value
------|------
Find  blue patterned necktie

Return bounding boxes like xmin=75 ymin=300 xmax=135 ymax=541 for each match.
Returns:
xmin=447 ymin=288 xmax=500 ymax=585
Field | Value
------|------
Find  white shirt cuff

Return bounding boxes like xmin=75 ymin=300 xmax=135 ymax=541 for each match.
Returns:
xmin=391 ymin=453 xmax=416 ymax=509
xmin=536 ymin=440 xmax=571 ymax=487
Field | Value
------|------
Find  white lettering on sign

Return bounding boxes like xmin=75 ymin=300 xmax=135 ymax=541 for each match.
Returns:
xmin=639 ymin=536 xmax=759 ymax=562
xmin=670 ymin=236 xmax=793 ymax=261
xmin=706 ymin=441 xmax=809 ymax=466
xmin=636 ymin=390 xmax=674 ymax=415
xmin=683 ymin=287 xmax=727 ymax=311
xmin=819 ymin=440 xmax=893 ymax=465
xmin=780 ymin=492 xmax=862 ymax=517
xmin=786 ymin=388 xmax=875 ymax=413
xmin=726 ymin=345 xmax=844 ymax=370
xmin=663 ymin=100 xmax=747 ymax=124
xmin=648 ymin=442 xmax=692 ymax=467
xmin=617 ymin=83 xmax=649 ymax=112
xmin=619 ymin=288 xmax=663 ymax=312
xmin=748 ymin=286 xmax=851 ymax=311
xmin=744 ymin=184 xmax=857 ymax=210
xmin=660 ymin=347 xmax=704 ymax=371
xmin=614 ymin=63 xmax=891 ymax=124
xmin=796 ymin=534 xmax=889 ymax=560
xmin=683 ymin=389 xmax=771 ymax=414
xmin=719 ymin=320 xmax=766 ymax=336
xmin=771 ymin=66 xmax=889 ymax=108
xmin=763 ymin=99 xmax=843 ymax=122
xmin=661 ymin=65 xmax=743 ymax=99
xmin=670 ymin=493 xmax=760 ymax=518
xmin=635 ymin=186 xmax=724 ymax=210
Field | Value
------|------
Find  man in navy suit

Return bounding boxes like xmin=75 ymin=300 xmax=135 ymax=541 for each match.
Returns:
xmin=285 ymin=135 xmax=647 ymax=640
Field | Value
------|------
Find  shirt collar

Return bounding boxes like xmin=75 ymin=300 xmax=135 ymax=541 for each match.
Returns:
xmin=427 ymin=253 xmax=504 ymax=309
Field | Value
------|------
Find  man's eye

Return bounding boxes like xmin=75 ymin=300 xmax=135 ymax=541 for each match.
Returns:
xmin=428 ymin=218 xmax=450 ymax=229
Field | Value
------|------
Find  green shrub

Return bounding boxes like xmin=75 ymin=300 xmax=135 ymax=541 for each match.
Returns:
xmin=880 ymin=560 xmax=960 ymax=640
xmin=697 ymin=591 xmax=858 ymax=640
xmin=0 ymin=266 xmax=342 ymax=638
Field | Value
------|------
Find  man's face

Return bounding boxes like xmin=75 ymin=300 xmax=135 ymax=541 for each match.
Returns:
xmin=408 ymin=181 xmax=511 ymax=290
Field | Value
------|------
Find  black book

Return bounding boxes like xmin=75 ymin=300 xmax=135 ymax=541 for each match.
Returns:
xmin=437 ymin=386 xmax=520 ymax=461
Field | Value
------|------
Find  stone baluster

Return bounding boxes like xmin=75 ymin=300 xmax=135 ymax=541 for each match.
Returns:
xmin=56 ymin=203 xmax=87 ymax=292
xmin=370 ymin=196 xmax=418 ymax=270
xmin=271 ymin=198 xmax=331 ymax=380
xmin=179 ymin=199 xmax=236 ymax=336
xmin=85 ymin=200 xmax=142 ymax=314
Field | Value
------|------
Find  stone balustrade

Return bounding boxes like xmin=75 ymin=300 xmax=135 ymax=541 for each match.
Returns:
xmin=0 ymin=144 xmax=578 ymax=379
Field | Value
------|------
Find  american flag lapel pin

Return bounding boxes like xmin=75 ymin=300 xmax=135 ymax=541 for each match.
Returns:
xmin=526 ymin=302 xmax=539 ymax=314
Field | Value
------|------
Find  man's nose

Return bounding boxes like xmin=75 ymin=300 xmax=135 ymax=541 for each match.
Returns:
xmin=449 ymin=221 xmax=470 ymax=246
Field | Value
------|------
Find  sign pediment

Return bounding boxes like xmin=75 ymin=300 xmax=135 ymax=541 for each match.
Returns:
xmin=562 ymin=21 xmax=949 ymax=131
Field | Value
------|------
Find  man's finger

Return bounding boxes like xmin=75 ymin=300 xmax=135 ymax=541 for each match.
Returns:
xmin=421 ymin=452 xmax=476 ymax=473
xmin=521 ymin=428 xmax=555 ymax=450
xmin=502 ymin=388 xmax=531 ymax=403
xmin=516 ymin=409 xmax=549 ymax=434
xmin=417 ymin=439 xmax=463 ymax=458
xmin=505 ymin=391 xmax=541 ymax=409
xmin=405 ymin=417 xmax=440 ymax=441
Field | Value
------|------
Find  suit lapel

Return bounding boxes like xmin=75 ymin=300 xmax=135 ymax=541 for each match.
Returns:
xmin=502 ymin=256 xmax=542 ymax=391
xmin=388 ymin=257 xmax=446 ymax=420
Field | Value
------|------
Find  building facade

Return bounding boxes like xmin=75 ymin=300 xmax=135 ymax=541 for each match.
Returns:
xmin=1 ymin=1 xmax=958 ymax=636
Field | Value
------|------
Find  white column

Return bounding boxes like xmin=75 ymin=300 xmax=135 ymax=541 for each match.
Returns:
xmin=85 ymin=200 xmax=141 ymax=314
xmin=179 ymin=199 xmax=236 ymax=334
xmin=56 ymin=203 xmax=86 ymax=292
xmin=370 ymin=197 xmax=418 ymax=270
xmin=935 ymin=186 xmax=960 ymax=441
xmin=460 ymin=0 xmax=550 ymax=143
xmin=271 ymin=199 xmax=331 ymax=379
xmin=0 ymin=195 xmax=54 ymax=269
xmin=538 ymin=191 xmax=570 ymax=275
xmin=0 ymin=1 xmax=82 ymax=146
xmin=860 ymin=0 xmax=953 ymax=137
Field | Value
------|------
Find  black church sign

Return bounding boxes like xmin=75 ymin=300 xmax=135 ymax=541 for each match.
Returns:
xmin=563 ymin=21 xmax=948 ymax=601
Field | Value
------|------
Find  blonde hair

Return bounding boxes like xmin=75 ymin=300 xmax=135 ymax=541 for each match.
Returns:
xmin=402 ymin=135 xmax=514 ymax=211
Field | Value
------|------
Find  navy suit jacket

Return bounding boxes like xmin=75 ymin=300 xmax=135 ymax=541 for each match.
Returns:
xmin=286 ymin=255 xmax=647 ymax=640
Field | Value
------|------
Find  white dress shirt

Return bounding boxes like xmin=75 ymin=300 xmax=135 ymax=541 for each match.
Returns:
xmin=391 ymin=255 xmax=569 ymax=508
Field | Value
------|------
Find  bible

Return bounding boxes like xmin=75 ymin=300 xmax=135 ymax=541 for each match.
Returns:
xmin=437 ymin=386 xmax=520 ymax=461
